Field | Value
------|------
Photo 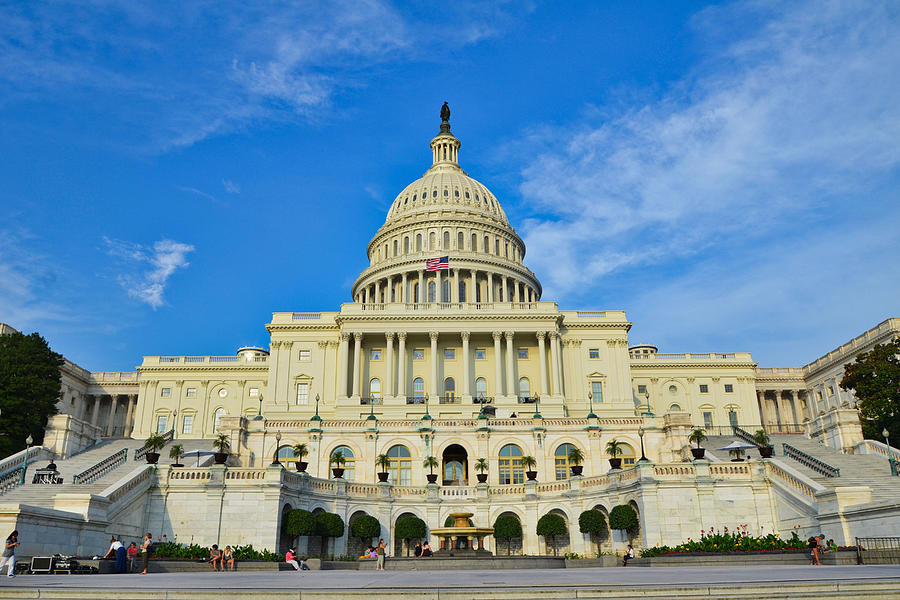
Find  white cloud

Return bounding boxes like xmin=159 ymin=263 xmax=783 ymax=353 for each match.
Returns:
xmin=517 ymin=0 xmax=900 ymax=302
xmin=104 ymin=237 xmax=195 ymax=309
xmin=222 ymin=179 xmax=241 ymax=194
xmin=176 ymin=186 xmax=218 ymax=203
xmin=0 ymin=227 xmax=74 ymax=326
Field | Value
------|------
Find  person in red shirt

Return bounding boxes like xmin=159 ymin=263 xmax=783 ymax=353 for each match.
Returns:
xmin=285 ymin=548 xmax=301 ymax=571
xmin=126 ymin=542 xmax=138 ymax=573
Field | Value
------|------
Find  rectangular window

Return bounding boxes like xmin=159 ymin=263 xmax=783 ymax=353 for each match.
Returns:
xmin=699 ymin=384 xmax=709 ymax=393
xmin=817 ymin=391 xmax=823 ymax=401
xmin=588 ymin=348 xmax=600 ymax=359
xmin=591 ymin=381 xmax=603 ymax=402
xmin=298 ymin=350 xmax=311 ymax=361
xmin=182 ymin=415 xmax=193 ymax=434
xmin=517 ymin=348 xmax=528 ymax=359
xmin=156 ymin=416 xmax=168 ymax=433
xmin=703 ymin=411 xmax=713 ymax=429
xmin=475 ymin=348 xmax=486 ymax=360
xmin=637 ymin=384 xmax=647 ymax=394
xmin=370 ymin=349 xmax=382 ymax=360
xmin=296 ymin=382 xmax=309 ymax=405
xmin=413 ymin=349 xmax=425 ymax=360
xmin=828 ymin=386 xmax=834 ymax=396
xmin=444 ymin=348 xmax=455 ymax=360
xmin=186 ymin=388 xmax=196 ymax=398
xmin=724 ymin=384 xmax=734 ymax=393
xmin=728 ymin=410 xmax=738 ymax=428
xmin=161 ymin=387 xmax=171 ymax=398
xmin=249 ymin=387 xmax=259 ymax=397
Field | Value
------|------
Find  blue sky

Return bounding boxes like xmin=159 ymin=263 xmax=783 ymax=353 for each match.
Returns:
xmin=1 ymin=1 xmax=898 ymax=372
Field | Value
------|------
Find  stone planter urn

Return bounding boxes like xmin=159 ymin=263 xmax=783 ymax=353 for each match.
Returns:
xmin=608 ymin=458 xmax=622 ymax=470
xmin=145 ymin=452 xmax=160 ymax=465
xmin=213 ymin=452 xmax=228 ymax=465
xmin=332 ymin=467 xmax=345 ymax=478
xmin=377 ymin=472 xmax=389 ymax=482
xmin=525 ymin=470 xmax=538 ymax=481
xmin=691 ymin=448 xmax=706 ymax=460
xmin=296 ymin=461 xmax=308 ymax=472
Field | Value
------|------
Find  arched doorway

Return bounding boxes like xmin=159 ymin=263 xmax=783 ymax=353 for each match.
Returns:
xmin=347 ymin=511 xmax=377 ymax=559
xmin=442 ymin=444 xmax=468 ymax=486
xmin=590 ymin=504 xmax=612 ymax=555
xmin=306 ymin=507 xmax=325 ymax=557
xmin=543 ymin=509 xmax=571 ymax=556
xmin=493 ymin=511 xmax=523 ymax=555
xmin=279 ymin=504 xmax=293 ymax=554
xmin=393 ymin=511 xmax=421 ymax=557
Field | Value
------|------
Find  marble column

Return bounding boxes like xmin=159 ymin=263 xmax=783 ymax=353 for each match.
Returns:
xmin=351 ymin=332 xmax=363 ymax=398
xmin=124 ymin=395 xmax=137 ymax=437
xmin=462 ymin=332 xmax=471 ymax=398
xmin=374 ymin=280 xmax=381 ymax=304
xmin=397 ymin=332 xmax=407 ymax=399
xmin=88 ymin=395 xmax=99 ymax=426
xmin=468 ymin=270 xmax=475 ymax=303
xmin=105 ymin=395 xmax=118 ymax=437
xmin=418 ymin=270 xmax=425 ymax=303
xmin=807 ymin=388 xmax=819 ymax=418
xmin=505 ymin=331 xmax=516 ymax=399
xmin=430 ymin=331 xmax=440 ymax=398
xmin=502 ymin=276 xmax=508 ymax=303
xmin=537 ymin=331 xmax=549 ymax=396
xmin=453 ymin=269 xmax=459 ymax=303
xmin=488 ymin=273 xmax=495 ymax=302
xmin=337 ymin=333 xmax=350 ymax=398
xmin=550 ymin=332 xmax=563 ymax=396
xmin=401 ymin=273 xmax=408 ymax=303
xmin=385 ymin=332 xmax=395 ymax=398
xmin=493 ymin=331 xmax=504 ymax=397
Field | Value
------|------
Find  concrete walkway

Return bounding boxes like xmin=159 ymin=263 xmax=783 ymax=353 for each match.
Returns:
xmin=3 ymin=565 xmax=900 ymax=599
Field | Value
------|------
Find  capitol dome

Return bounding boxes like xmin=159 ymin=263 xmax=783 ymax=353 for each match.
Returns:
xmin=351 ymin=105 xmax=542 ymax=304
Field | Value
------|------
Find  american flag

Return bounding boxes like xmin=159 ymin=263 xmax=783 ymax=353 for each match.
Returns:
xmin=425 ymin=256 xmax=449 ymax=271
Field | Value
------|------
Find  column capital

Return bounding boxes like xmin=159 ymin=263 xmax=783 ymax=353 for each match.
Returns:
xmin=341 ymin=331 xmax=352 ymax=342
xmin=429 ymin=331 xmax=439 ymax=342
xmin=536 ymin=331 xmax=547 ymax=340
xmin=492 ymin=331 xmax=503 ymax=342
xmin=504 ymin=331 xmax=515 ymax=340
xmin=353 ymin=332 xmax=364 ymax=343
xmin=461 ymin=331 xmax=470 ymax=341
xmin=398 ymin=331 xmax=407 ymax=341
xmin=385 ymin=331 xmax=396 ymax=342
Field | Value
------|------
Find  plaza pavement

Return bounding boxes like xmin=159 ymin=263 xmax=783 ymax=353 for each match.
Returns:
xmin=2 ymin=565 xmax=900 ymax=599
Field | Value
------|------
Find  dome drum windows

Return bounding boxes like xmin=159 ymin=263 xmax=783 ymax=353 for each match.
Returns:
xmin=498 ymin=444 xmax=524 ymax=485
xmin=386 ymin=444 xmax=411 ymax=485
xmin=330 ymin=445 xmax=355 ymax=480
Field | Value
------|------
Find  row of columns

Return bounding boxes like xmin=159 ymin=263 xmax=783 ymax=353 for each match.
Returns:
xmin=354 ymin=268 xmax=538 ymax=305
xmin=81 ymin=394 xmax=138 ymax=437
xmin=757 ymin=390 xmax=807 ymax=428
xmin=806 ymin=377 xmax=853 ymax=416
xmin=337 ymin=330 xmax=564 ymax=399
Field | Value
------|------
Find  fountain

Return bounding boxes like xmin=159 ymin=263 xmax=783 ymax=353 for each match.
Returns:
xmin=430 ymin=512 xmax=494 ymax=556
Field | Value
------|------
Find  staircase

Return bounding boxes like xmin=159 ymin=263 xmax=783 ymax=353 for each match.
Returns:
xmin=0 ymin=437 xmax=217 ymax=509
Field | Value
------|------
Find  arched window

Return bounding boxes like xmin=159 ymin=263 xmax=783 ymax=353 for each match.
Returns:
xmin=387 ymin=445 xmax=411 ymax=485
xmin=331 ymin=446 xmax=355 ymax=480
xmin=413 ymin=378 xmax=425 ymax=402
xmin=277 ymin=445 xmax=299 ymax=469
xmin=619 ymin=443 xmax=637 ymax=467
xmin=459 ymin=281 xmax=466 ymax=303
xmin=495 ymin=239 xmax=500 ymax=254
xmin=457 ymin=231 xmax=464 ymax=249
xmin=443 ymin=377 xmax=455 ymax=402
xmin=518 ymin=377 xmax=531 ymax=401
xmin=498 ymin=444 xmax=524 ymax=484
xmin=471 ymin=233 xmax=477 ymax=250
xmin=475 ymin=377 xmax=487 ymax=399
xmin=484 ymin=235 xmax=489 ymax=253
xmin=428 ymin=281 xmax=436 ymax=302
xmin=404 ymin=237 xmax=410 ymax=254
xmin=443 ymin=231 xmax=450 ymax=248
xmin=416 ymin=234 xmax=422 ymax=251
xmin=668 ymin=403 xmax=682 ymax=412
xmin=429 ymin=232 xmax=435 ymax=249
xmin=213 ymin=408 xmax=226 ymax=433
xmin=369 ymin=378 xmax=381 ymax=401
xmin=441 ymin=279 xmax=450 ymax=302
xmin=554 ymin=443 xmax=578 ymax=480
xmin=384 ymin=243 xmax=388 ymax=260
xmin=393 ymin=240 xmax=398 ymax=256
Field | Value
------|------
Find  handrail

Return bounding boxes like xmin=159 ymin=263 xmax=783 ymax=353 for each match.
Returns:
xmin=134 ymin=429 xmax=174 ymax=461
xmin=782 ymin=443 xmax=840 ymax=477
xmin=0 ymin=467 xmax=26 ymax=495
xmin=73 ymin=448 xmax=128 ymax=484
xmin=733 ymin=426 xmax=760 ymax=446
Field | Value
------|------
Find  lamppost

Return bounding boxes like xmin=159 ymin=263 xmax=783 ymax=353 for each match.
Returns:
xmin=884 ymin=428 xmax=898 ymax=476
xmin=637 ymin=427 xmax=649 ymax=462
xmin=533 ymin=394 xmax=541 ymax=419
xmin=643 ymin=391 xmax=654 ymax=417
xmin=22 ymin=434 xmax=33 ymax=484
xmin=271 ymin=431 xmax=282 ymax=466
xmin=172 ymin=410 xmax=178 ymax=439
xmin=587 ymin=392 xmax=597 ymax=419
xmin=311 ymin=394 xmax=322 ymax=422
xmin=254 ymin=393 xmax=264 ymax=420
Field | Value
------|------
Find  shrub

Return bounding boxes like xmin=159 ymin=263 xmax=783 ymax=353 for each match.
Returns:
xmin=284 ymin=509 xmax=317 ymax=538
xmin=609 ymin=505 xmax=639 ymax=535
xmin=578 ymin=509 xmax=607 ymax=555
xmin=395 ymin=516 xmax=427 ymax=556
xmin=639 ymin=526 xmax=805 ymax=557
xmin=536 ymin=513 xmax=567 ymax=556
xmin=317 ymin=512 xmax=345 ymax=558
xmin=351 ymin=514 xmax=381 ymax=548
xmin=493 ymin=514 xmax=523 ymax=556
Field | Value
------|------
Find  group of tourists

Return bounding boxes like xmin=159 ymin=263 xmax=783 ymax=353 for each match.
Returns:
xmin=208 ymin=545 xmax=236 ymax=571
xmin=103 ymin=533 xmax=153 ymax=574
xmin=808 ymin=534 xmax=837 ymax=565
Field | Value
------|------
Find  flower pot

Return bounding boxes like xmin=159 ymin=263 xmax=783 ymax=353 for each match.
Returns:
xmin=690 ymin=447 xmax=706 ymax=460
xmin=759 ymin=446 xmax=774 ymax=459
xmin=171 ymin=463 xmax=184 ymax=468
xmin=570 ymin=465 xmax=583 ymax=476
xmin=476 ymin=473 xmax=488 ymax=483
xmin=145 ymin=452 xmax=160 ymax=465
xmin=296 ymin=461 xmax=308 ymax=472
xmin=377 ymin=471 xmax=389 ymax=482
xmin=213 ymin=452 xmax=228 ymax=465
xmin=525 ymin=470 xmax=538 ymax=481
xmin=332 ymin=467 xmax=345 ymax=478
xmin=426 ymin=473 xmax=438 ymax=484
xmin=730 ymin=458 xmax=744 ymax=462
xmin=608 ymin=458 xmax=622 ymax=470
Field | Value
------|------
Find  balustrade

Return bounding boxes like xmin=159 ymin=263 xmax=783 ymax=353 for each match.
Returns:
xmin=73 ymin=448 xmax=128 ymax=484
xmin=782 ymin=443 xmax=840 ymax=477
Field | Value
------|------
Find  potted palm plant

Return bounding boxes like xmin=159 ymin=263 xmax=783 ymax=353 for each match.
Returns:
xmin=212 ymin=433 xmax=230 ymax=464
xmin=753 ymin=429 xmax=774 ymax=458
xmin=689 ymin=428 xmax=707 ymax=460
xmin=474 ymin=457 xmax=489 ymax=483
xmin=330 ymin=450 xmax=346 ymax=478
xmin=606 ymin=439 xmax=623 ymax=470
xmin=728 ymin=447 xmax=746 ymax=462
xmin=568 ymin=447 xmax=585 ymax=476
xmin=522 ymin=455 xmax=538 ymax=481
xmin=423 ymin=455 xmax=439 ymax=484
xmin=375 ymin=453 xmax=391 ymax=482
xmin=169 ymin=443 xmax=184 ymax=467
xmin=292 ymin=442 xmax=309 ymax=472
xmin=143 ymin=433 xmax=166 ymax=464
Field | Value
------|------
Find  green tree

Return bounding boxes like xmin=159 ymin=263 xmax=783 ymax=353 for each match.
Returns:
xmin=492 ymin=514 xmax=522 ymax=556
xmin=609 ymin=505 xmax=639 ymax=541
xmin=536 ymin=513 xmax=566 ymax=556
xmin=395 ymin=516 xmax=426 ymax=556
xmin=350 ymin=514 xmax=381 ymax=551
xmin=284 ymin=509 xmax=317 ymax=538
xmin=0 ymin=330 xmax=62 ymax=457
xmin=578 ymin=509 xmax=608 ymax=556
xmin=840 ymin=337 xmax=900 ymax=440
xmin=316 ymin=512 xmax=345 ymax=559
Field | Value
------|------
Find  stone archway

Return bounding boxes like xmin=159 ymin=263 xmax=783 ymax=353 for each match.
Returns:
xmin=393 ymin=511 xmax=422 ymax=557
xmin=442 ymin=443 xmax=468 ymax=486
xmin=591 ymin=504 xmax=612 ymax=555
xmin=628 ymin=501 xmax=642 ymax=550
xmin=279 ymin=504 xmax=293 ymax=554
xmin=347 ymin=510 xmax=377 ymax=558
xmin=546 ymin=509 xmax=571 ymax=556
xmin=493 ymin=510 xmax=523 ymax=556
xmin=306 ymin=507 xmax=325 ymax=557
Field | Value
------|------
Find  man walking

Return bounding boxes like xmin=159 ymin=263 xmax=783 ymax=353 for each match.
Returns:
xmin=0 ymin=531 xmax=19 ymax=577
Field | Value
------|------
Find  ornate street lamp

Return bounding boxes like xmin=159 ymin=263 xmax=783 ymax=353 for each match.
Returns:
xmin=884 ymin=428 xmax=898 ymax=476
xmin=643 ymin=391 xmax=654 ymax=417
xmin=254 ymin=393 xmax=265 ymax=421
xmin=271 ymin=431 xmax=283 ymax=466
xmin=311 ymin=394 xmax=322 ymax=422
xmin=587 ymin=391 xmax=597 ymax=419
xmin=22 ymin=434 xmax=34 ymax=484
xmin=637 ymin=427 xmax=649 ymax=462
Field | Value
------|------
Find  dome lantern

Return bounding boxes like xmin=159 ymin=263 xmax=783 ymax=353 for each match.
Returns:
xmin=430 ymin=102 xmax=461 ymax=167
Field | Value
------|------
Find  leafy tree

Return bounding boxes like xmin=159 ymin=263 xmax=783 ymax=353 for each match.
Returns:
xmin=350 ymin=514 xmax=381 ymax=549
xmin=840 ymin=337 xmax=900 ymax=441
xmin=578 ymin=509 xmax=607 ymax=556
xmin=688 ymin=428 xmax=707 ymax=448
xmin=492 ymin=514 xmax=522 ymax=556
xmin=609 ymin=505 xmax=639 ymax=539
xmin=567 ymin=446 xmax=585 ymax=465
xmin=474 ymin=457 xmax=489 ymax=473
xmin=395 ymin=516 xmax=427 ymax=556
xmin=752 ymin=429 xmax=770 ymax=447
xmin=375 ymin=453 xmax=391 ymax=472
xmin=291 ymin=443 xmax=309 ymax=460
xmin=536 ymin=513 xmax=566 ymax=556
xmin=316 ymin=512 xmax=345 ymax=559
xmin=0 ymin=330 xmax=62 ymax=457
xmin=423 ymin=455 xmax=439 ymax=475
xmin=212 ymin=433 xmax=230 ymax=453
xmin=606 ymin=439 xmax=623 ymax=458
xmin=169 ymin=444 xmax=184 ymax=462
xmin=284 ymin=509 xmax=317 ymax=538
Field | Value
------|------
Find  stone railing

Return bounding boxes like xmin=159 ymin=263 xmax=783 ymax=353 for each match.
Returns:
xmin=0 ymin=467 xmax=26 ymax=495
xmin=101 ymin=465 xmax=155 ymax=505
xmin=0 ymin=446 xmax=51 ymax=477
xmin=782 ymin=443 xmax=840 ymax=477
xmin=347 ymin=302 xmax=554 ymax=314
xmin=765 ymin=460 xmax=825 ymax=504
xmin=630 ymin=352 xmax=750 ymax=361
xmin=73 ymin=448 xmax=128 ymax=484
xmin=134 ymin=430 xmax=174 ymax=461
xmin=805 ymin=317 xmax=899 ymax=375
xmin=854 ymin=439 xmax=900 ymax=460
xmin=169 ymin=469 xmax=211 ymax=481
xmin=654 ymin=465 xmax=695 ymax=478
xmin=733 ymin=426 xmax=760 ymax=446
xmin=143 ymin=356 xmax=269 ymax=366
xmin=709 ymin=463 xmax=752 ymax=477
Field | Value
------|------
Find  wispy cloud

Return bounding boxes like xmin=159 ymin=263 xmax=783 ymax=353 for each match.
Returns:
xmin=222 ymin=179 xmax=241 ymax=195
xmin=0 ymin=227 xmax=73 ymax=326
xmin=517 ymin=0 xmax=900 ymax=306
xmin=176 ymin=186 xmax=218 ymax=203
xmin=104 ymin=237 xmax=195 ymax=309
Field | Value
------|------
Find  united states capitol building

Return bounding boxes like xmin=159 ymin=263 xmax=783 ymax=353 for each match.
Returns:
xmin=3 ymin=109 xmax=900 ymax=559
